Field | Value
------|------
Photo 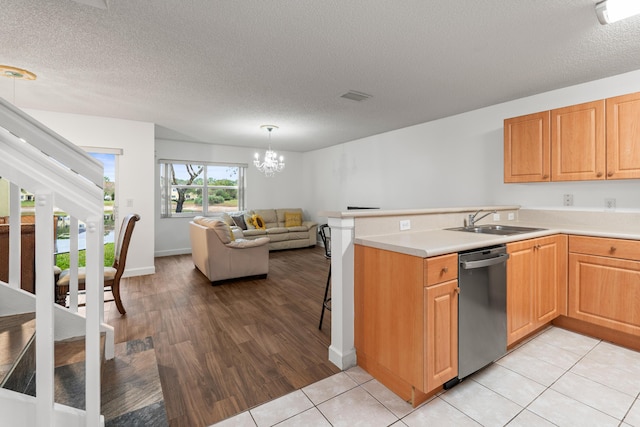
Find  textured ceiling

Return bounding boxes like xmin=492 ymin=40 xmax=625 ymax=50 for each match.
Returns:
xmin=1 ymin=0 xmax=640 ymax=152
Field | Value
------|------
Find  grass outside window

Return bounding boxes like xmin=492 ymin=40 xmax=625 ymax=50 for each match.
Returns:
xmin=55 ymin=243 xmax=115 ymax=270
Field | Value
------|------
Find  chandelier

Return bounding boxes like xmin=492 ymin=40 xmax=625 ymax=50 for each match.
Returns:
xmin=254 ymin=125 xmax=285 ymax=177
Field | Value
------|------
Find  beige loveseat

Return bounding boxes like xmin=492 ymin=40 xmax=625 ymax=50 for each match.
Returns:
xmin=215 ymin=208 xmax=318 ymax=251
xmin=190 ymin=217 xmax=269 ymax=283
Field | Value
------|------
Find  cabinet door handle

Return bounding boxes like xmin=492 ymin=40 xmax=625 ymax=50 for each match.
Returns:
xmin=608 ymin=171 xmax=614 ymax=177
xmin=597 ymin=172 xmax=603 ymax=177
xmin=454 ymin=287 xmax=460 ymax=294
xmin=442 ymin=267 xmax=449 ymax=274
xmin=542 ymin=174 xmax=549 ymax=179
xmin=610 ymin=246 xmax=616 ymax=253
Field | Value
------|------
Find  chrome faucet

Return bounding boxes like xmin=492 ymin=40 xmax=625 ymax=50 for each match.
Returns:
xmin=465 ymin=209 xmax=497 ymax=228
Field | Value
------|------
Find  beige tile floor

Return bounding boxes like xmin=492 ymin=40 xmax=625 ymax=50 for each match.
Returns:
xmin=211 ymin=327 xmax=640 ymax=427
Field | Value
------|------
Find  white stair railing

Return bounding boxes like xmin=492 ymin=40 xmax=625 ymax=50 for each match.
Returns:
xmin=0 ymin=98 xmax=103 ymax=187
xmin=34 ymin=191 xmax=56 ymax=426
xmin=0 ymin=97 xmax=106 ymax=426
xmin=8 ymin=182 xmax=21 ymax=288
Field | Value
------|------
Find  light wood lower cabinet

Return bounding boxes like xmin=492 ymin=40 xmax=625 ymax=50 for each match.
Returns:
xmin=424 ymin=279 xmax=458 ymax=392
xmin=568 ymin=236 xmax=640 ymax=336
xmin=506 ymin=235 xmax=567 ymax=345
xmin=354 ymin=245 xmax=458 ymax=406
xmin=354 ymin=233 xmax=640 ymax=405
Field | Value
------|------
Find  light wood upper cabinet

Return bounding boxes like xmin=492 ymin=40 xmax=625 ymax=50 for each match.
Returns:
xmin=551 ymin=100 xmax=606 ymax=181
xmin=606 ymin=92 xmax=640 ymax=180
xmin=505 ymin=90 xmax=640 ymax=183
xmin=504 ymin=111 xmax=550 ymax=183
xmin=506 ymin=235 xmax=567 ymax=345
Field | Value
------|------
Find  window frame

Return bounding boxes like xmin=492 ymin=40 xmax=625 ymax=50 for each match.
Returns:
xmin=159 ymin=160 xmax=246 ymax=218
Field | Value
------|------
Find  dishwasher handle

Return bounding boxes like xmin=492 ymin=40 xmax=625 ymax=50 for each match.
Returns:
xmin=461 ymin=253 xmax=510 ymax=270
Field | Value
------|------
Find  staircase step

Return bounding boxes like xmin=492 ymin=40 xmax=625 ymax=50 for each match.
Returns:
xmin=102 ymin=337 xmax=168 ymax=426
xmin=0 ymin=312 xmax=36 ymax=389
xmin=22 ymin=334 xmax=107 ymax=410
xmin=2 ymin=325 xmax=167 ymax=425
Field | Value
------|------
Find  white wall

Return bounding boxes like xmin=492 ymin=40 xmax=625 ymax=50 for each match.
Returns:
xmin=24 ymin=109 xmax=156 ymax=277
xmin=303 ymin=69 xmax=640 ymax=224
xmin=154 ymin=139 xmax=306 ymax=256
xmin=19 ymin=68 xmax=640 ymax=259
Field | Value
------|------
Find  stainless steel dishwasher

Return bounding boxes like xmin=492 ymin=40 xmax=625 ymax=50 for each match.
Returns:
xmin=450 ymin=245 xmax=509 ymax=385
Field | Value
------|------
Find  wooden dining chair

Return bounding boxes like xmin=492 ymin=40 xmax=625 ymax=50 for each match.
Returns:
xmin=56 ymin=213 xmax=140 ymax=315
xmin=318 ymin=224 xmax=331 ymax=330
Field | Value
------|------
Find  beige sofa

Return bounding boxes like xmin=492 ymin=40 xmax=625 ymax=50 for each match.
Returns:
xmin=190 ymin=217 xmax=269 ymax=283
xmin=216 ymin=208 xmax=318 ymax=251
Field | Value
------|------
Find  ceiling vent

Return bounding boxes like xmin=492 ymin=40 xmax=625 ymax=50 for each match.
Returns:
xmin=71 ymin=0 xmax=108 ymax=9
xmin=340 ymin=91 xmax=372 ymax=102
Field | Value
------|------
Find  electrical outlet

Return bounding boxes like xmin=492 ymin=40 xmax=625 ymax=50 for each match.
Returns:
xmin=508 ymin=213 xmax=515 ymax=220
xmin=605 ymin=198 xmax=616 ymax=211
xmin=563 ymin=194 xmax=574 ymax=206
xmin=399 ymin=219 xmax=411 ymax=231
xmin=493 ymin=213 xmax=500 ymax=221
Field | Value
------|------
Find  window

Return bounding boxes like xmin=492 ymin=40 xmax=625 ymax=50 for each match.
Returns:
xmin=54 ymin=148 xmax=121 ymax=267
xmin=88 ymin=151 xmax=117 ymax=246
xmin=160 ymin=161 xmax=246 ymax=217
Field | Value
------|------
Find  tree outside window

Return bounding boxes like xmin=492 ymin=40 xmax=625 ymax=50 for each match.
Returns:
xmin=160 ymin=161 xmax=245 ymax=217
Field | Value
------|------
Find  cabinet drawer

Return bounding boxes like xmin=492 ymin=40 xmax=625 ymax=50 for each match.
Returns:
xmin=569 ymin=235 xmax=640 ymax=261
xmin=425 ymin=253 xmax=458 ymax=286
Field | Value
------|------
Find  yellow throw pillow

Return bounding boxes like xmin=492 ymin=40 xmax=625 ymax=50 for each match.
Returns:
xmin=284 ymin=212 xmax=302 ymax=227
xmin=251 ymin=214 xmax=266 ymax=230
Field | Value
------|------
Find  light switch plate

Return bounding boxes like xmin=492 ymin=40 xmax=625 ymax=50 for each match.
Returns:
xmin=400 ymin=219 xmax=411 ymax=231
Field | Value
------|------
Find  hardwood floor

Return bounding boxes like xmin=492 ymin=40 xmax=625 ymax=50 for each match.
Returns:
xmin=104 ymin=246 xmax=339 ymax=426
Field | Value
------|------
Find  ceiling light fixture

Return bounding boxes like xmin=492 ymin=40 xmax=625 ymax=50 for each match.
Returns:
xmin=596 ymin=0 xmax=640 ymax=24
xmin=254 ymin=125 xmax=285 ymax=177
xmin=0 ymin=65 xmax=36 ymax=105
xmin=0 ymin=65 xmax=37 ymax=80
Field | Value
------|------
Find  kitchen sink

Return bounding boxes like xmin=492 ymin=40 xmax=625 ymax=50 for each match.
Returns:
xmin=446 ymin=224 xmax=546 ymax=236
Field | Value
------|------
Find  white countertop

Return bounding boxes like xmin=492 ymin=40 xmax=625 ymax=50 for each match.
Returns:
xmin=354 ymin=221 xmax=640 ymax=258
xmin=320 ymin=205 xmax=520 ymax=219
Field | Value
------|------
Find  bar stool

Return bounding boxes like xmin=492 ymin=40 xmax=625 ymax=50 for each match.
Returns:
xmin=318 ymin=224 xmax=331 ymax=330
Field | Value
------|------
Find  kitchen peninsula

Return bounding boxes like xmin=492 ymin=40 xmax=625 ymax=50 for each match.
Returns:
xmin=321 ymin=206 xmax=640 ymax=406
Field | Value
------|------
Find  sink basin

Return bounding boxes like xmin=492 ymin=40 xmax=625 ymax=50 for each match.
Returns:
xmin=446 ymin=224 xmax=546 ymax=236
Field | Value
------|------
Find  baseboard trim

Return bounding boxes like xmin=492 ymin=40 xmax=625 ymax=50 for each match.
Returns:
xmin=154 ymin=248 xmax=191 ymax=257
xmin=122 ymin=266 xmax=156 ymax=277
xmin=328 ymin=345 xmax=357 ymax=371
xmin=553 ymin=316 xmax=640 ymax=353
